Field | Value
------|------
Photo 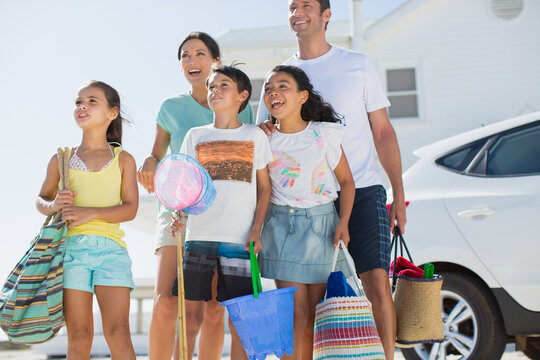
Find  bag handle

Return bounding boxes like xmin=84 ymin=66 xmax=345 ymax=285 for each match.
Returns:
xmin=43 ymin=147 xmax=71 ymax=227
xmin=249 ymin=242 xmax=262 ymax=299
xmin=327 ymin=240 xmax=365 ymax=299
xmin=390 ymin=227 xmax=413 ymax=293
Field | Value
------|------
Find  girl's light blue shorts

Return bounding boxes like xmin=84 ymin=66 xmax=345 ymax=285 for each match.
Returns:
xmin=259 ymin=202 xmax=351 ymax=284
xmin=63 ymin=234 xmax=135 ymax=293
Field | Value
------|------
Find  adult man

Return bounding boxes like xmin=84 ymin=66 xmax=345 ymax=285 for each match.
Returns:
xmin=257 ymin=1 xmax=407 ymax=358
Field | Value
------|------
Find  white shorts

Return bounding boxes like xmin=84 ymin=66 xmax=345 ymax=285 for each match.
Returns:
xmin=155 ymin=209 xmax=185 ymax=253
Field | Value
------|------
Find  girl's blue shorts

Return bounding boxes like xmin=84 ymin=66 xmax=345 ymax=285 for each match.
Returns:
xmin=63 ymin=234 xmax=134 ymax=293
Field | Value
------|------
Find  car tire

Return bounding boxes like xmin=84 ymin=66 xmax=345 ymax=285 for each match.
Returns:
xmin=401 ymin=272 xmax=506 ymax=360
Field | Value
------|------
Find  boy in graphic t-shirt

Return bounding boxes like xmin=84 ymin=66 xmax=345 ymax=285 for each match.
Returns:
xmin=171 ymin=66 xmax=273 ymax=360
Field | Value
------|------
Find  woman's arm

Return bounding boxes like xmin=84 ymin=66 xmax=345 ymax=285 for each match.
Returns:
xmin=137 ymin=124 xmax=171 ymax=193
xmin=61 ymin=151 xmax=139 ymax=228
xmin=333 ymin=147 xmax=355 ymax=247
xmin=246 ymin=166 xmax=272 ymax=254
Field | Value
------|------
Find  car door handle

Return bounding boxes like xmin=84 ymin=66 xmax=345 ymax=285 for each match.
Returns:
xmin=457 ymin=208 xmax=497 ymax=219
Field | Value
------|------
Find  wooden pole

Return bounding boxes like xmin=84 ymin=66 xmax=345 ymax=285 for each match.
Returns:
xmin=177 ymin=216 xmax=188 ymax=360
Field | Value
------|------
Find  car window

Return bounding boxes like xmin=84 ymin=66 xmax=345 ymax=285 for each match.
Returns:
xmin=435 ymin=139 xmax=487 ymax=172
xmin=486 ymin=123 xmax=540 ymax=176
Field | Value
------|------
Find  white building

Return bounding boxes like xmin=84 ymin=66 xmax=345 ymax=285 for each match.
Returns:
xmin=217 ymin=0 xmax=540 ymax=170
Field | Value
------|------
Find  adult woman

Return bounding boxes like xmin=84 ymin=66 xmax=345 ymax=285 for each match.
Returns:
xmin=138 ymin=32 xmax=253 ymax=360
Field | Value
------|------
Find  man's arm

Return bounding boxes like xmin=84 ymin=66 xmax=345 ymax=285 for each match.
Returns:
xmin=369 ymin=108 xmax=407 ymax=234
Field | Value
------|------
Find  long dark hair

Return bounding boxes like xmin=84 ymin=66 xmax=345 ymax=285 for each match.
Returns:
xmin=79 ymin=80 xmax=126 ymax=145
xmin=178 ymin=32 xmax=221 ymax=61
xmin=268 ymin=65 xmax=341 ymax=124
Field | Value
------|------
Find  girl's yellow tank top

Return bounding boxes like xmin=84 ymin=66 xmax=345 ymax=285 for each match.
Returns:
xmin=66 ymin=146 xmax=126 ymax=248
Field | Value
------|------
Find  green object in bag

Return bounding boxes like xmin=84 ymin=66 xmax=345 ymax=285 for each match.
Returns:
xmin=423 ymin=263 xmax=434 ymax=279
xmin=249 ymin=242 xmax=262 ymax=298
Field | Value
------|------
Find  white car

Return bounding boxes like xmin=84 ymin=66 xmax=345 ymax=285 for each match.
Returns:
xmin=392 ymin=111 xmax=540 ymax=359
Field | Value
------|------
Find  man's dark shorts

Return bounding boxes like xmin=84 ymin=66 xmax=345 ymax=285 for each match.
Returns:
xmin=335 ymin=185 xmax=391 ymax=274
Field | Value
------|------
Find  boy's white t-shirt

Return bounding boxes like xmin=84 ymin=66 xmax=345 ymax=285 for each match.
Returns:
xmin=268 ymin=122 xmax=343 ymax=208
xmin=257 ymin=46 xmax=391 ymax=189
xmin=180 ymin=123 xmax=273 ymax=245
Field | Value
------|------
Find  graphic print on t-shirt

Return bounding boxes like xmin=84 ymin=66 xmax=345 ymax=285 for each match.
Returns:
xmin=311 ymin=130 xmax=332 ymax=198
xmin=269 ymin=150 xmax=300 ymax=188
xmin=312 ymin=158 xmax=332 ymax=198
xmin=196 ymin=141 xmax=254 ymax=183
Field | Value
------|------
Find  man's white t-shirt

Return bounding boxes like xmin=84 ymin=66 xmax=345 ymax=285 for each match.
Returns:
xmin=180 ymin=124 xmax=273 ymax=245
xmin=268 ymin=121 xmax=343 ymax=208
xmin=257 ymin=45 xmax=390 ymax=189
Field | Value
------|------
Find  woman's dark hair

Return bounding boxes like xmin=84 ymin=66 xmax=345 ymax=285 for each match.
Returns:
xmin=268 ymin=65 xmax=341 ymax=124
xmin=178 ymin=32 xmax=221 ymax=61
xmin=79 ymin=80 xmax=126 ymax=145
xmin=207 ymin=65 xmax=252 ymax=113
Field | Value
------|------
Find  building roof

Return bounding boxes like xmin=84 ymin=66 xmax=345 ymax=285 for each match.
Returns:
xmin=216 ymin=0 xmax=420 ymax=48
xmin=217 ymin=19 xmax=377 ymax=50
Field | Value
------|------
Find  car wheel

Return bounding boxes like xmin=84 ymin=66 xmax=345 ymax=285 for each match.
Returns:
xmin=521 ymin=337 xmax=540 ymax=359
xmin=401 ymin=272 xmax=506 ymax=360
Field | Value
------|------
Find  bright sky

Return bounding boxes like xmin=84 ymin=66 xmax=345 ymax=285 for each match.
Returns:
xmin=0 ymin=0 xmax=408 ymax=282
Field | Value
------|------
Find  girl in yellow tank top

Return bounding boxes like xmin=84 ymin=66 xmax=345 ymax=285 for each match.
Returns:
xmin=36 ymin=81 xmax=138 ymax=359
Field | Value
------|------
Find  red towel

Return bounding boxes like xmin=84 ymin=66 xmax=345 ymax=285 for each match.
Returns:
xmin=389 ymin=256 xmax=424 ymax=278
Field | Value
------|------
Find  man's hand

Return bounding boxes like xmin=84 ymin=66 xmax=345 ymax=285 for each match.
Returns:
xmin=258 ymin=120 xmax=277 ymax=136
xmin=389 ymin=198 xmax=407 ymax=235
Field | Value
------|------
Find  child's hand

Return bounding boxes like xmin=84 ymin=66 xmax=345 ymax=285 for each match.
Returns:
xmin=170 ymin=211 xmax=186 ymax=237
xmin=246 ymin=231 xmax=263 ymax=254
xmin=62 ymin=206 xmax=95 ymax=228
xmin=137 ymin=156 xmax=158 ymax=194
xmin=334 ymin=220 xmax=350 ymax=248
xmin=52 ymin=190 xmax=76 ymax=212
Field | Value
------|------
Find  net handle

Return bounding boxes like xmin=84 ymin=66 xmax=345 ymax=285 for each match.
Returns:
xmin=43 ymin=147 xmax=70 ymax=227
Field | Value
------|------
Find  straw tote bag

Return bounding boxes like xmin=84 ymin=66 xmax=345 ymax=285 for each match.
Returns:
xmin=390 ymin=228 xmax=444 ymax=348
xmin=313 ymin=240 xmax=385 ymax=360
xmin=0 ymin=147 xmax=70 ymax=344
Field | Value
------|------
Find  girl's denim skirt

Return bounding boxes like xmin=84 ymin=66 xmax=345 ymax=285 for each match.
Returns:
xmin=259 ymin=202 xmax=350 ymax=284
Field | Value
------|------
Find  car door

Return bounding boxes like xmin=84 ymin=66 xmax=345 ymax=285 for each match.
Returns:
xmin=444 ymin=121 xmax=540 ymax=311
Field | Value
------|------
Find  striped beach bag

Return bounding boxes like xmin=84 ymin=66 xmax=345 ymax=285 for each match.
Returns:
xmin=313 ymin=240 xmax=385 ymax=360
xmin=0 ymin=148 xmax=69 ymax=344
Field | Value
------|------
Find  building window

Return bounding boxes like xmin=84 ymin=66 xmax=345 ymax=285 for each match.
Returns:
xmin=490 ymin=0 xmax=524 ymax=21
xmin=386 ymin=68 xmax=418 ymax=119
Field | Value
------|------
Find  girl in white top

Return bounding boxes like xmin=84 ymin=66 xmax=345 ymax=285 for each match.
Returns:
xmin=259 ymin=65 xmax=355 ymax=360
